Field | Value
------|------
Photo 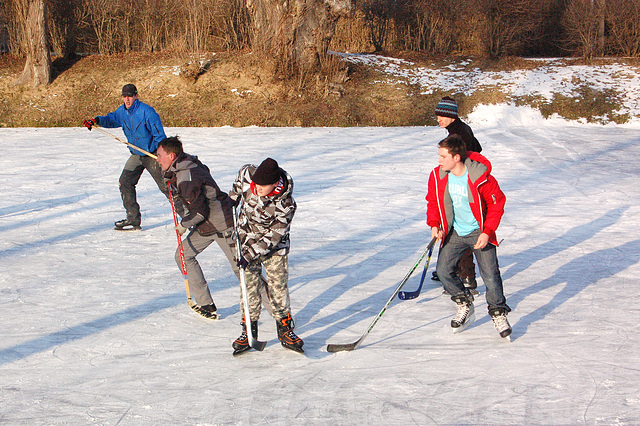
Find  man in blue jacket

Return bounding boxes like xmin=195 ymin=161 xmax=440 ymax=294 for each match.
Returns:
xmin=83 ymin=84 xmax=185 ymax=230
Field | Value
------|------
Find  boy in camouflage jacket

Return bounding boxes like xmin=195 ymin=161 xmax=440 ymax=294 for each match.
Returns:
xmin=229 ymin=158 xmax=304 ymax=354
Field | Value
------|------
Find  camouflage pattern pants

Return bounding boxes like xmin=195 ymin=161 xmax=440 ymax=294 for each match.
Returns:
xmin=242 ymin=253 xmax=290 ymax=322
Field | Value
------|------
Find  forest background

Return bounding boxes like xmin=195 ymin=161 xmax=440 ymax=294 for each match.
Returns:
xmin=1 ymin=0 xmax=639 ymax=127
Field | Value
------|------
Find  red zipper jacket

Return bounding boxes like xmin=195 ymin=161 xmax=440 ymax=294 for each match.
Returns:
xmin=426 ymin=152 xmax=506 ymax=246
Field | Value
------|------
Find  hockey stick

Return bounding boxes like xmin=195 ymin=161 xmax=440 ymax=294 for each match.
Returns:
xmin=232 ymin=205 xmax=267 ymax=352
xmin=167 ymin=182 xmax=196 ymax=308
xmin=398 ymin=237 xmax=437 ymax=300
xmin=93 ymin=124 xmax=158 ymax=159
xmin=326 ymin=238 xmax=437 ymax=353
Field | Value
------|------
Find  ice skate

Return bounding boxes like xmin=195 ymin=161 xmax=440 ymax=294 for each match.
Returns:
xmin=192 ymin=303 xmax=218 ymax=320
xmin=451 ymin=296 xmax=475 ymax=333
xmin=233 ymin=320 xmax=259 ymax=356
xmin=277 ymin=313 xmax=304 ymax=353
xmin=490 ymin=308 xmax=512 ymax=340
xmin=462 ymin=277 xmax=479 ymax=296
xmin=114 ymin=219 xmax=141 ymax=231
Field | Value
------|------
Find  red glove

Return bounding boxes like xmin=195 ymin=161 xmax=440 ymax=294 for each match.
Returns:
xmin=82 ymin=117 xmax=98 ymax=130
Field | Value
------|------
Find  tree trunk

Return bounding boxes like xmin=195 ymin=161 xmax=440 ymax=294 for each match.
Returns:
xmin=246 ymin=0 xmax=352 ymax=75
xmin=14 ymin=0 xmax=51 ymax=87
xmin=595 ymin=0 xmax=605 ymax=56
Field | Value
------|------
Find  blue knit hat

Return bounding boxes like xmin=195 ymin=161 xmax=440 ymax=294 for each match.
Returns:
xmin=435 ymin=96 xmax=458 ymax=118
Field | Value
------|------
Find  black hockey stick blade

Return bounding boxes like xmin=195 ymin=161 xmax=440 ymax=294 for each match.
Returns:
xmin=327 ymin=335 xmax=365 ymax=353
xmin=250 ymin=337 xmax=267 ymax=351
xmin=398 ymin=262 xmax=428 ymax=300
xmin=398 ymin=239 xmax=436 ymax=300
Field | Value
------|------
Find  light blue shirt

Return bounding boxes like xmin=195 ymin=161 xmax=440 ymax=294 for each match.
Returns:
xmin=448 ymin=169 xmax=479 ymax=236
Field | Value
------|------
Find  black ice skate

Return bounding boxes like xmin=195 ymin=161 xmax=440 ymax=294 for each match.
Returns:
xmin=233 ymin=320 xmax=259 ymax=356
xmin=192 ymin=303 xmax=218 ymax=320
xmin=462 ymin=277 xmax=479 ymax=296
xmin=114 ymin=219 xmax=141 ymax=231
xmin=277 ymin=313 xmax=304 ymax=353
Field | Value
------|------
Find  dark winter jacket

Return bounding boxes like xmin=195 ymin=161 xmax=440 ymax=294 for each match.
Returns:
xmin=229 ymin=164 xmax=296 ymax=261
xmin=446 ymin=118 xmax=482 ymax=153
xmin=97 ymin=99 xmax=166 ymax=155
xmin=426 ymin=152 xmax=505 ymax=246
xmin=164 ymin=152 xmax=235 ymax=236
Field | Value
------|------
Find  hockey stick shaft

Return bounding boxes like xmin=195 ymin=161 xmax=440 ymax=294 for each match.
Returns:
xmin=398 ymin=239 xmax=436 ymax=300
xmin=233 ymin=205 xmax=267 ymax=351
xmin=93 ymin=124 xmax=158 ymax=159
xmin=327 ymin=237 xmax=437 ymax=353
xmin=168 ymin=182 xmax=195 ymax=308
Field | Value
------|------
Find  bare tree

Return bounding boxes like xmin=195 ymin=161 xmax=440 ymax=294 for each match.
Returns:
xmin=217 ymin=0 xmax=252 ymax=50
xmin=595 ymin=0 xmax=605 ymax=56
xmin=396 ymin=0 xmax=457 ymax=54
xmin=607 ymin=0 xmax=640 ymax=57
xmin=84 ymin=0 xmax=120 ymax=54
xmin=359 ymin=0 xmax=394 ymax=52
xmin=246 ymin=0 xmax=353 ymax=75
xmin=472 ymin=0 xmax=546 ymax=58
xmin=563 ymin=0 xmax=602 ymax=58
xmin=47 ymin=0 xmax=80 ymax=58
xmin=13 ymin=0 xmax=51 ymax=87
xmin=138 ymin=0 xmax=165 ymax=52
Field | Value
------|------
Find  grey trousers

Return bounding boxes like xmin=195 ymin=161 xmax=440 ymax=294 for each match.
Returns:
xmin=176 ymin=228 xmax=239 ymax=306
xmin=119 ymin=154 xmax=186 ymax=224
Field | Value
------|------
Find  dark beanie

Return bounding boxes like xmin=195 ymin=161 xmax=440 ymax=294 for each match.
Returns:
xmin=435 ymin=96 xmax=458 ymax=118
xmin=122 ymin=84 xmax=138 ymax=97
xmin=252 ymin=158 xmax=280 ymax=185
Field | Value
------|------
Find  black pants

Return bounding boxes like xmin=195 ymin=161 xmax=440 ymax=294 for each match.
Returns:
xmin=456 ymin=247 xmax=476 ymax=280
xmin=119 ymin=154 xmax=186 ymax=224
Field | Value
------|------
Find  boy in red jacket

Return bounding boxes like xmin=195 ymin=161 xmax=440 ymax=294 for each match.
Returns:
xmin=426 ymin=135 xmax=512 ymax=338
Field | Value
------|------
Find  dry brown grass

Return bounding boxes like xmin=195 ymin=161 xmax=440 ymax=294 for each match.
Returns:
xmin=0 ymin=51 xmax=633 ymax=127
xmin=1 ymin=50 xmax=438 ymax=127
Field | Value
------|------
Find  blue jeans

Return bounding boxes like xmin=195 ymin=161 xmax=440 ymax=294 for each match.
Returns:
xmin=436 ymin=229 xmax=510 ymax=312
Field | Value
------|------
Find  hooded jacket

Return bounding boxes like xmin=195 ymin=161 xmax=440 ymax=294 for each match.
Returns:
xmin=98 ymin=99 xmax=166 ymax=155
xmin=164 ymin=152 xmax=234 ymax=236
xmin=229 ymin=164 xmax=296 ymax=261
xmin=426 ymin=152 xmax=505 ymax=246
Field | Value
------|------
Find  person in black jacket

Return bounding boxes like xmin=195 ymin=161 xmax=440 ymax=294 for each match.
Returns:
xmin=435 ymin=96 xmax=482 ymax=153
xmin=433 ymin=96 xmax=482 ymax=294
xmin=156 ymin=136 xmax=239 ymax=319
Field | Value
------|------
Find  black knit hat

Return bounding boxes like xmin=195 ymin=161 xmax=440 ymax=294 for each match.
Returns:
xmin=122 ymin=84 xmax=138 ymax=97
xmin=252 ymin=158 xmax=280 ymax=185
xmin=435 ymin=96 xmax=458 ymax=118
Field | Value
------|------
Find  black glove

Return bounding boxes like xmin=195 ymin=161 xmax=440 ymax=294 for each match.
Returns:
xmin=237 ymin=255 xmax=249 ymax=269
xmin=82 ymin=117 xmax=99 ymax=130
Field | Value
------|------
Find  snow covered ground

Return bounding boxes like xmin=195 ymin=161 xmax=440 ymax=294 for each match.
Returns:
xmin=4 ymin=44 xmax=640 ymax=424
xmin=1 ymin=105 xmax=640 ymax=424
